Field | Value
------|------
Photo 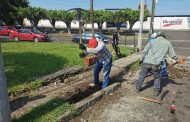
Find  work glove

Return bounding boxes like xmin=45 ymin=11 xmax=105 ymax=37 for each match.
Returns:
xmin=177 ymin=58 xmax=184 ymax=64
xmin=79 ymin=52 xmax=86 ymax=58
xmin=79 ymin=43 xmax=86 ymax=50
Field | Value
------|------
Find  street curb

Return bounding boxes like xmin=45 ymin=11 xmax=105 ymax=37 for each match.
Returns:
xmin=38 ymin=65 xmax=94 ymax=86
xmin=58 ymin=82 xmax=121 ymax=122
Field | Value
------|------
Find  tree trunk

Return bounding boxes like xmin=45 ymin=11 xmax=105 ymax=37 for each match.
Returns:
xmin=0 ymin=46 xmax=11 ymax=122
xmin=32 ymin=19 xmax=40 ymax=29
xmin=31 ymin=20 xmax=38 ymax=29
xmin=129 ymin=21 xmax=135 ymax=31
xmin=50 ymin=19 xmax=56 ymax=31
xmin=17 ymin=17 xmax=24 ymax=27
xmin=81 ymin=22 xmax=86 ymax=33
xmin=7 ymin=19 xmax=14 ymax=26
xmin=97 ymin=22 xmax=102 ymax=32
xmin=66 ymin=23 xmax=71 ymax=34
xmin=116 ymin=23 xmax=120 ymax=35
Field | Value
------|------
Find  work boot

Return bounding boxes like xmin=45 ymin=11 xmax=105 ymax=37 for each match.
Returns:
xmin=134 ymin=86 xmax=140 ymax=93
xmin=89 ymin=83 xmax=101 ymax=90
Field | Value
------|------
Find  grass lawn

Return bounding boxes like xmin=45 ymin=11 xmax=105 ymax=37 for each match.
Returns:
xmin=1 ymin=42 xmax=134 ymax=95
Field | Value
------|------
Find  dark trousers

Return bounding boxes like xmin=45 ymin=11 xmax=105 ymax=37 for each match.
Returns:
xmin=136 ymin=62 xmax=161 ymax=92
xmin=112 ymin=44 xmax=120 ymax=57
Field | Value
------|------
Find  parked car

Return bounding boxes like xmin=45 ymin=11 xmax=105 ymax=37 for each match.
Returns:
xmin=0 ymin=26 xmax=17 ymax=36
xmin=10 ymin=29 xmax=49 ymax=42
xmin=72 ymin=32 xmax=111 ymax=44
xmin=13 ymin=24 xmax=22 ymax=29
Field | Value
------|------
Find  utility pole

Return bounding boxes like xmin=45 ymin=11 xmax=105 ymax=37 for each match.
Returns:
xmin=137 ymin=0 xmax=145 ymax=51
xmin=149 ymin=0 xmax=156 ymax=38
xmin=90 ymin=0 xmax=95 ymax=38
xmin=77 ymin=10 xmax=82 ymax=44
xmin=0 ymin=44 xmax=10 ymax=122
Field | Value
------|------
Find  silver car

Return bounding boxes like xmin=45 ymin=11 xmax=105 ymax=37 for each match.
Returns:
xmin=72 ymin=32 xmax=111 ymax=44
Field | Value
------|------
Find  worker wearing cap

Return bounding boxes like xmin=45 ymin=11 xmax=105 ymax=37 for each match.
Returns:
xmin=79 ymin=38 xmax=112 ymax=89
xmin=135 ymin=32 xmax=179 ymax=96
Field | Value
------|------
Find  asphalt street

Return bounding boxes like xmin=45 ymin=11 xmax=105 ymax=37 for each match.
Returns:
xmin=123 ymin=31 xmax=190 ymax=57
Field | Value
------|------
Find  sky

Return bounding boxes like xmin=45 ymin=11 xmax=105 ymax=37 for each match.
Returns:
xmin=29 ymin=0 xmax=190 ymax=15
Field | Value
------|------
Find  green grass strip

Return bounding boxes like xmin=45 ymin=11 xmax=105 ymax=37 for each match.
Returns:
xmin=1 ymin=42 xmax=134 ymax=94
xmin=12 ymin=98 xmax=74 ymax=122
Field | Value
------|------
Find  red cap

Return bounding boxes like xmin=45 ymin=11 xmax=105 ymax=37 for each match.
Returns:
xmin=88 ymin=38 xmax=98 ymax=48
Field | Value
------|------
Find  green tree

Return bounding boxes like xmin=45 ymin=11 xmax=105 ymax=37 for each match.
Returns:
xmin=94 ymin=10 xmax=114 ymax=32
xmin=112 ymin=10 xmax=125 ymax=33
xmin=28 ymin=7 xmax=47 ymax=28
xmin=121 ymin=8 xmax=149 ymax=31
xmin=0 ymin=0 xmax=29 ymax=25
xmin=45 ymin=9 xmax=60 ymax=31
xmin=18 ymin=7 xmax=46 ymax=28
xmin=80 ymin=10 xmax=90 ymax=33
xmin=59 ymin=10 xmax=76 ymax=34
xmin=17 ymin=7 xmax=29 ymax=26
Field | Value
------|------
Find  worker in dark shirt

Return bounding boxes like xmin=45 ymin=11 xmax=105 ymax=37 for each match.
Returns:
xmin=112 ymin=30 xmax=120 ymax=57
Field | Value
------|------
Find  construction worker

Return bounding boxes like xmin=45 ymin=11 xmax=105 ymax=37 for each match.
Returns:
xmin=135 ymin=32 xmax=179 ymax=96
xmin=79 ymin=38 xmax=112 ymax=89
xmin=112 ymin=30 xmax=120 ymax=57
xmin=150 ymin=32 xmax=168 ymax=79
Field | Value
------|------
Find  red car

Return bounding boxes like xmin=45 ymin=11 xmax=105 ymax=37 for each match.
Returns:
xmin=10 ymin=29 xmax=49 ymax=42
xmin=0 ymin=26 xmax=17 ymax=36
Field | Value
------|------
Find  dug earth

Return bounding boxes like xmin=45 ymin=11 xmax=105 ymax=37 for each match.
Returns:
xmin=70 ymin=62 xmax=190 ymax=122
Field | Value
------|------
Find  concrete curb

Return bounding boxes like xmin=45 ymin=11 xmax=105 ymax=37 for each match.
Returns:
xmin=39 ymin=65 xmax=93 ymax=85
xmin=58 ymin=82 xmax=121 ymax=122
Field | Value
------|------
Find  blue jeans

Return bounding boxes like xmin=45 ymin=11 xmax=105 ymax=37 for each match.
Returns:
xmin=136 ymin=63 xmax=161 ymax=92
xmin=161 ymin=60 xmax=168 ymax=78
xmin=94 ymin=58 xmax=112 ymax=89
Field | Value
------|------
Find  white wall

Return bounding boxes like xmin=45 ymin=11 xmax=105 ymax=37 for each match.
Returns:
xmin=24 ymin=17 xmax=190 ymax=30
xmin=132 ymin=17 xmax=190 ymax=30
xmin=25 ymin=18 xmax=100 ymax=29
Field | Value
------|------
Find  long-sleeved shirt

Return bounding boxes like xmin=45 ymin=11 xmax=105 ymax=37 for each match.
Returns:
xmin=143 ymin=37 xmax=178 ymax=65
xmin=86 ymin=39 xmax=112 ymax=65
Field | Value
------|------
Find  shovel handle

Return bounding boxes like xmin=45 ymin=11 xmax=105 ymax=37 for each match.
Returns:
xmin=138 ymin=97 xmax=162 ymax=104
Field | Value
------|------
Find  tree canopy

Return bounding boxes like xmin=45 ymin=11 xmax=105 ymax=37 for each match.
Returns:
xmin=0 ymin=0 xmax=29 ymax=25
xmin=0 ymin=1 xmax=150 ymax=33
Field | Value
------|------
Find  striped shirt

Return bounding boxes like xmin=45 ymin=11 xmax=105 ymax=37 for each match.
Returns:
xmin=86 ymin=39 xmax=112 ymax=65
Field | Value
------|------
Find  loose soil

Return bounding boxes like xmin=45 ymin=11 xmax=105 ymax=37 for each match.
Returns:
xmin=70 ymin=62 xmax=190 ymax=122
